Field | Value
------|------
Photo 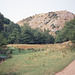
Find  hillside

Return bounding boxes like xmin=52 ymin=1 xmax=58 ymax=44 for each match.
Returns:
xmin=17 ymin=11 xmax=74 ymax=36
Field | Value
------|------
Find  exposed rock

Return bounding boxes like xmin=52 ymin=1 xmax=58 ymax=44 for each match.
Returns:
xmin=17 ymin=10 xmax=74 ymax=36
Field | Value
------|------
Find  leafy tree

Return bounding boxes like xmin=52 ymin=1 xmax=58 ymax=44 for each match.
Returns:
xmin=55 ymin=29 xmax=69 ymax=43
xmin=0 ymin=13 xmax=8 ymax=47
xmin=0 ymin=13 xmax=4 ymax=32
xmin=6 ymin=22 xmax=21 ymax=44
xmin=8 ymin=28 xmax=20 ymax=44
xmin=66 ymin=18 xmax=75 ymax=43
xmin=0 ymin=33 xmax=7 ymax=47
xmin=20 ymin=23 xmax=55 ymax=44
xmin=33 ymin=29 xmax=45 ymax=44
xmin=7 ymin=22 xmax=21 ymax=33
xmin=43 ymin=29 xmax=54 ymax=44
xmin=20 ymin=23 xmax=35 ymax=44
xmin=55 ymin=17 xmax=75 ymax=43
xmin=4 ymin=18 xmax=10 ymax=24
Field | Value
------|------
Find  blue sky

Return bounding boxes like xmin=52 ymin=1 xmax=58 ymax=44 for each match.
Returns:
xmin=0 ymin=0 xmax=75 ymax=23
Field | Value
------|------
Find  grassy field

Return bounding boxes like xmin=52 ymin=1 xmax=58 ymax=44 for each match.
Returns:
xmin=0 ymin=44 xmax=75 ymax=75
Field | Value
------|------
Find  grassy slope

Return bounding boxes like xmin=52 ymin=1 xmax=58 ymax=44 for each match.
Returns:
xmin=0 ymin=44 xmax=75 ymax=75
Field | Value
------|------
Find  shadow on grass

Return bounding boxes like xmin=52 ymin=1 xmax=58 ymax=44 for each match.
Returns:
xmin=0 ymin=72 xmax=17 ymax=75
xmin=10 ymin=48 xmax=45 ymax=55
xmin=11 ymin=49 xmax=33 ymax=55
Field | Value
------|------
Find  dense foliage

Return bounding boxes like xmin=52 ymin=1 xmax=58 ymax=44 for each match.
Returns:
xmin=0 ymin=13 xmax=9 ymax=56
xmin=0 ymin=13 xmax=8 ymax=47
xmin=0 ymin=13 xmax=55 ymax=44
xmin=20 ymin=23 xmax=54 ymax=44
xmin=7 ymin=22 xmax=21 ymax=44
xmin=55 ymin=17 xmax=75 ymax=43
xmin=0 ymin=12 xmax=75 ymax=45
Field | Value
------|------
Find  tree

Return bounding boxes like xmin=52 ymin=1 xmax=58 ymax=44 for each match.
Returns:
xmin=55 ymin=17 xmax=75 ymax=43
xmin=55 ymin=29 xmax=69 ymax=43
xmin=20 ymin=23 xmax=34 ymax=44
xmin=6 ymin=22 xmax=21 ymax=43
xmin=0 ymin=13 xmax=4 ymax=32
xmin=7 ymin=22 xmax=21 ymax=33
xmin=33 ymin=29 xmax=45 ymax=44
xmin=0 ymin=34 xmax=7 ymax=47
xmin=20 ymin=23 xmax=55 ymax=44
xmin=4 ymin=18 xmax=10 ymax=24
xmin=66 ymin=18 xmax=75 ymax=43
xmin=8 ymin=28 xmax=20 ymax=44
xmin=43 ymin=29 xmax=54 ymax=44
xmin=0 ymin=13 xmax=8 ymax=47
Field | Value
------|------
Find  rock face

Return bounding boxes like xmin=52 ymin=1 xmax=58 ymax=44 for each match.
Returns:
xmin=17 ymin=11 xmax=74 ymax=36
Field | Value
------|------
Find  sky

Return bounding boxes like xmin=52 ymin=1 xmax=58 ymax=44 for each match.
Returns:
xmin=0 ymin=0 xmax=75 ymax=23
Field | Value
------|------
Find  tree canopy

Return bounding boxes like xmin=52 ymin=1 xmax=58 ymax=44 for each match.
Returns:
xmin=55 ymin=17 xmax=75 ymax=43
xmin=20 ymin=23 xmax=55 ymax=44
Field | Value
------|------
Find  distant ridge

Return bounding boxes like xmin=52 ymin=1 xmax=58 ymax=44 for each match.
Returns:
xmin=17 ymin=10 xmax=74 ymax=36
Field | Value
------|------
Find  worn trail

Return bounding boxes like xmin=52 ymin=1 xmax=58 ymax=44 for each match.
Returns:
xmin=55 ymin=60 xmax=75 ymax=75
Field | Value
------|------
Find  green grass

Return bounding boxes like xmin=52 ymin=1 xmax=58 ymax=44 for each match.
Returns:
xmin=0 ymin=46 xmax=75 ymax=75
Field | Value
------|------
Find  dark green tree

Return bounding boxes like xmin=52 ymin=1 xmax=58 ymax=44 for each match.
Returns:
xmin=55 ymin=17 xmax=75 ymax=43
xmin=20 ymin=23 xmax=34 ymax=44
xmin=43 ymin=29 xmax=54 ymax=44
xmin=33 ymin=29 xmax=45 ymax=44
xmin=0 ymin=34 xmax=7 ymax=47
xmin=4 ymin=18 xmax=10 ymax=24
xmin=6 ymin=22 xmax=21 ymax=44
xmin=0 ymin=13 xmax=4 ymax=32
xmin=8 ymin=28 xmax=20 ymax=44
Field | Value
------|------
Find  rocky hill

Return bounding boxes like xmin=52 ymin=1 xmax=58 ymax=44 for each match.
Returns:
xmin=17 ymin=11 xmax=74 ymax=36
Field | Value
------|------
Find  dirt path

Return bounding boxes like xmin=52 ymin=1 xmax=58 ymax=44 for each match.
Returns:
xmin=55 ymin=60 xmax=75 ymax=75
